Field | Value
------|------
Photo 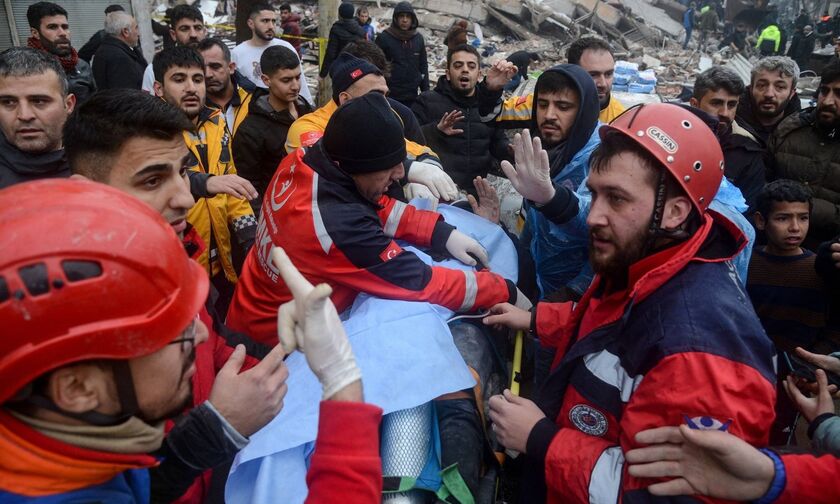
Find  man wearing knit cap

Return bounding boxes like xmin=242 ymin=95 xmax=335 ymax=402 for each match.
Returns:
xmin=228 ymin=92 xmax=531 ymax=343
xmin=286 ymin=52 xmax=459 ymax=201
xmin=319 ymin=2 xmax=365 ymax=79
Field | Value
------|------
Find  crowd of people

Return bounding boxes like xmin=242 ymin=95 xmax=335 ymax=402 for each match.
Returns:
xmin=2 ymin=1 xmax=840 ymax=503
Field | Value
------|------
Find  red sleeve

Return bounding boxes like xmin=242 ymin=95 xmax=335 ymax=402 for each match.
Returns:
xmin=777 ymin=453 xmax=840 ymax=504
xmin=534 ymin=301 xmax=575 ymax=350
xmin=544 ymin=352 xmax=776 ymax=502
xmin=375 ymin=197 xmax=440 ymax=247
xmin=305 ymin=402 xmax=383 ymax=504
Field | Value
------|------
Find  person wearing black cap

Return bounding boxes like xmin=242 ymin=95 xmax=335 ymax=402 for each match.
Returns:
xmin=228 ymin=92 xmax=531 ymax=342
xmin=319 ymin=2 xmax=365 ymax=79
xmin=286 ymin=52 xmax=459 ymax=202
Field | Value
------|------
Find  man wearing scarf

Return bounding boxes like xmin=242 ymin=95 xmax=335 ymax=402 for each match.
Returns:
xmin=26 ymin=2 xmax=95 ymax=104
xmin=375 ymin=1 xmax=429 ymax=108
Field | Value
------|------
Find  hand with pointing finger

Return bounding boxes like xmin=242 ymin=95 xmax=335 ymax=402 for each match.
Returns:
xmin=272 ymin=247 xmax=361 ymax=400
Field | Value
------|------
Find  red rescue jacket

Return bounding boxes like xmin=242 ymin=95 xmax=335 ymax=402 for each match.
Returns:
xmin=525 ymin=211 xmax=777 ymax=503
xmin=227 ymin=142 xmax=513 ymax=344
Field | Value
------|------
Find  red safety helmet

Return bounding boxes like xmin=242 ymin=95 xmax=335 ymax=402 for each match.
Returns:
xmin=600 ymin=103 xmax=724 ymax=213
xmin=0 ymin=179 xmax=208 ymax=404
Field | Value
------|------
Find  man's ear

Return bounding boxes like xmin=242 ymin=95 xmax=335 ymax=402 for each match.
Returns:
xmin=64 ymin=93 xmax=77 ymax=115
xmin=754 ymin=211 xmax=766 ymax=231
xmin=153 ymin=80 xmax=164 ymax=98
xmin=661 ymin=195 xmax=693 ymax=231
xmin=688 ymin=97 xmax=699 ymax=108
xmin=30 ymin=27 xmax=40 ymax=40
xmin=169 ymin=28 xmax=177 ymax=42
xmin=47 ymin=364 xmax=110 ymax=415
xmin=260 ymin=73 xmax=271 ymax=87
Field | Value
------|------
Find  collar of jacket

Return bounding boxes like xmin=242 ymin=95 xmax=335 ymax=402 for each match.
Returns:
xmin=0 ymin=131 xmax=67 ymax=178
xmin=195 ymin=105 xmax=221 ymax=129
xmin=207 ymin=79 xmax=246 ymax=111
xmin=250 ymin=89 xmax=310 ymax=124
xmin=0 ymin=410 xmax=158 ymax=497
xmin=102 ymin=35 xmax=144 ymax=61
xmin=302 ymin=141 xmax=384 ymax=209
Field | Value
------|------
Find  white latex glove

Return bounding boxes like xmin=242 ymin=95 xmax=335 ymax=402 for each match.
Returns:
xmin=445 ymin=229 xmax=489 ymax=268
xmin=273 ymin=248 xmax=361 ymax=399
xmin=510 ymin=285 xmax=533 ymax=311
xmin=407 ymin=160 xmax=459 ymax=201
xmin=500 ymin=129 xmax=556 ymax=205
xmin=404 ymin=182 xmax=438 ymax=211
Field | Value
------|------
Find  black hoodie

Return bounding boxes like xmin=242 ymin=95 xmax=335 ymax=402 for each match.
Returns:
xmin=375 ymin=2 xmax=429 ymax=105
xmin=232 ymin=88 xmax=313 ymax=213
xmin=319 ymin=18 xmax=366 ymax=78
xmin=0 ymin=133 xmax=69 ymax=190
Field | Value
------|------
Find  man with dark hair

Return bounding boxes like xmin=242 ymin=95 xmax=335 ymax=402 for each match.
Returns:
xmin=0 ymin=47 xmax=73 ymax=189
xmin=141 ymin=4 xmax=207 ymax=94
xmin=25 ymin=2 xmax=95 ymax=104
xmin=736 ymin=56 xmax=801 ymax=143
xmin=64 ymin=88 xmax=288 ymax=503
xmin=78 ymin=4 xmax=125 ymax=62
xmin=279 ymin=3 xmax=302 ymax=54
xmin=566 ymin=36 xmax=625 ymax=123
xmin=769 ymin=60 xmax=840 ymax=247
xmin=92 ymin=10 xmax=147 ymax=90
xmin=198 ymin=37 xmax=256 ymax=137
xmin=690 ymin=66 xmax=767 ymax=210
xmin=492 ymin=65 xmax=602 ymax=300
xmin=485 ymin=103 xmax=776 ymax=503
xmin=412 ymin=44 xmax=511 ymax=195
xmin=286 ymin=52 xmax=458 ymax=202
xmin=319 ymin=2 xmax=365 ymax=79
xmin=153 ymin=47 xmax=258 ymax=311
xmin=232 ymin=2 xmax=312 ymax=104
xmin=376 ymin=1 xmax=429 ymax=108
xmin=788 ymin=24 xmax=817 ymax=70
xmin=234 ymin=45 xmax=312 ymax=213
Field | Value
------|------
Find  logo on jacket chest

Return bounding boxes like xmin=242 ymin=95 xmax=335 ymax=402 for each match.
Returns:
xmin=569 ymin=404 xmax=608 ymax=436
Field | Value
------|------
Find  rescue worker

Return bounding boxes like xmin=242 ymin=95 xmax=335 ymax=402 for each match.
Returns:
xmin=198 ymin=37 xmax=257 ymax=137
xmin=26 ymin=2 xmax=95 ymax=104
xmin=286 ymin=52 xmax=459 ymax=202
xmin=227 ymin=92 xmax=530 ymax=343
xmin=484 ymin=103 xmax=776 ymax=502
xmin=0 ymin=179 xmax=211 ymax=502
xmin=768 ymin=60 xmax=840 ymax=247
xmin=736 ymin=56 xmax=801 ymax=143
xmin=64 ymin=89 xmax=286 ymax=503
xmin=153 ymin=46 xmax=258 ymax=313
xmin=757 ymin=17 xmax=784 ymax=56
xmin=566 ymin=36 xmax=625 ymax=123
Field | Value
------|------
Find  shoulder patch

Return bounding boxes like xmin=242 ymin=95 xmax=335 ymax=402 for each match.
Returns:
xmin=300 ymin=130 xmax=323 ymax=147
xmin=569 ymin=404 xmax=608 ymax=436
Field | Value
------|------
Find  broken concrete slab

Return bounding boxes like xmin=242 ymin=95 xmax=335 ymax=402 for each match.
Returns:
xmin=487 ymin=0 xmax=524 ymax=18
xmin=573 ymin=0 xmax=623 ymax=27
xmin=620 ymin=0 xmax=684 ymax=38
xmin=356 ymin=0 xmax=487 ymax=24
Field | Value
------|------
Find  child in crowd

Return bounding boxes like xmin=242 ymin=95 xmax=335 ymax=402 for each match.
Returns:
xmin=232 ymin=45 xmax=312 ymax=215
xmin=747 ymin=179 xmax=830 ymax=444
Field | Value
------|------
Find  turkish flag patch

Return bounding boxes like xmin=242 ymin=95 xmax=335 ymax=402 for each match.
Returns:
xmin=300 ymin=131 xmax=323 ymax=147
xmin=350 ymin=69 xmax=363 ymax=79
xmin=379 ymin=241 xmax=402 ymax=262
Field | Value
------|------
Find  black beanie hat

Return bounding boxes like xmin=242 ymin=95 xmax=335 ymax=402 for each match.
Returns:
xmin=338 ymin=2 xmax=355 ymax=19
xmin=323 ymin=93 xmax=406 ymax=174
xmin=329 ymin=52 xmax=382 ymax=103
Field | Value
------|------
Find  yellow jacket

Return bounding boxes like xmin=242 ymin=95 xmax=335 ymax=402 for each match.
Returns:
xmin=599 ymin=95 xmax=626 ymax=124
xmin=285 ymin=99 xmax=441 ymax=163
xmin=184 ymin=106 xmax=256 ymax=281
xmin=492 ymin=92 xmax=625 ymax=126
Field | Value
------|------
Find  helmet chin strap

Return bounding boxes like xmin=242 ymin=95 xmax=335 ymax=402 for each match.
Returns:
xmin=644 ymin=170 xmax=690 ymax=256
xmin=21 ymin=360 xmax=141 ymax=427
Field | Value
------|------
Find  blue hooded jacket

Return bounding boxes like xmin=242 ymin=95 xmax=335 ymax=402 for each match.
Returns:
xmin=524 ymin=64 xmax=601 ymax=298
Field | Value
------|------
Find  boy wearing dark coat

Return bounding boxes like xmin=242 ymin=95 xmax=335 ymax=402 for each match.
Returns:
xmin=376 ymin=2 xmax=429 ymax=108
